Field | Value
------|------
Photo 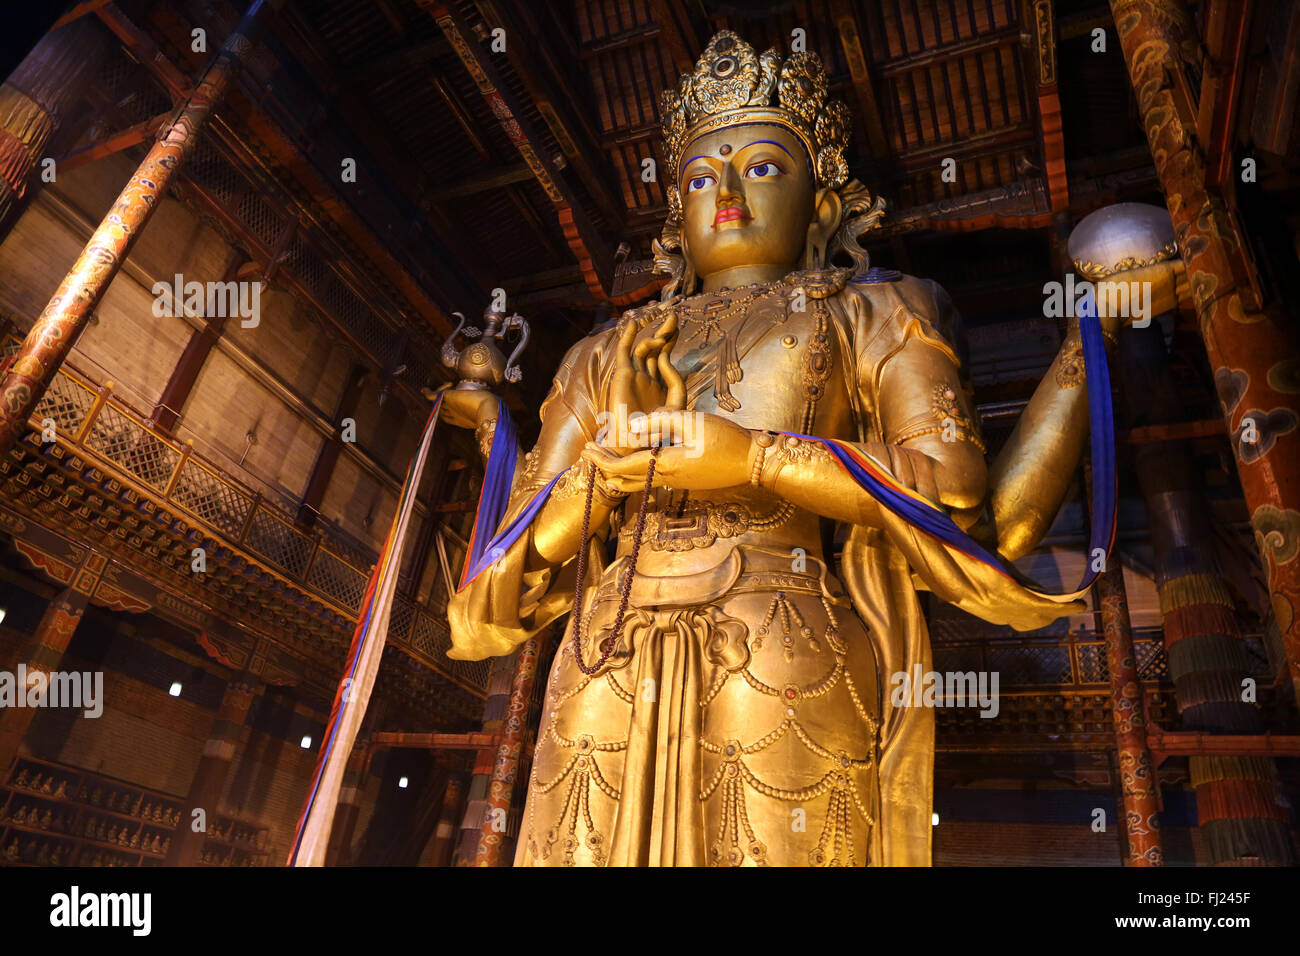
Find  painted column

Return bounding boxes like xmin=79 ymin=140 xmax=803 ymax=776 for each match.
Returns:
xmin=0 ymin=582 xmax=89 ymax=774
xmin=1111 ymin=0 xmax=1300 ymax=695
xmin=1121 ymin=322 xmax=1294 ymax=865
xmin=150 ymin=253 xmax=249 ymax=432
xmin=0 ymin=0 xmax=278 ymax=457
xmin=453 ymin=646 xmax=517 ymax=865
xmin=324 ymin=738 xmax=370 ymax=866
xmin=297 ymin=363 xmax=368 ymax=529
xmin=165 ymin=674 xmax=261 ymax=865
xmin=1096 ymin=562 xmax=1163 ymax=865
xmin=427 ymin=771 xmax=466 ymax=867
xmin=1141 ymin=458 xmax=1294 ymax=864
xmin=0 ymin=18 xmax=109 ymax=236
xmin=473 ymin=635 xmax=542 ymax=866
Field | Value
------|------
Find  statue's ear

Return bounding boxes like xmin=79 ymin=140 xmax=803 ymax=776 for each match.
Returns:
xmin=805 ymin=186 xmax=843 ymax=270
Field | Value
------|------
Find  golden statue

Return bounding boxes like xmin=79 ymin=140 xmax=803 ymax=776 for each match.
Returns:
xmin=439 ymin=31 xmax=1134 ymax=866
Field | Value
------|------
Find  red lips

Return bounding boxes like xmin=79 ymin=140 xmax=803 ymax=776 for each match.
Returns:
xmin=712 ymin=206 xmax=752 ymax=227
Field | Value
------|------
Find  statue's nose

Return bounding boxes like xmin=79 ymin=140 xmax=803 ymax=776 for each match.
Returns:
xmin=717 ymin=163 xmax=743 ymax=205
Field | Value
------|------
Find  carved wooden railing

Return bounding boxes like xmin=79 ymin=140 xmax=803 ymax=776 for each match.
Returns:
xmin=1 ymin=334 xmax=488 ymax=694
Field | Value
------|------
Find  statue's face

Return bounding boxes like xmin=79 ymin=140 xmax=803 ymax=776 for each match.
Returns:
xmin=677 ymin=123 xmax=816 ymax=281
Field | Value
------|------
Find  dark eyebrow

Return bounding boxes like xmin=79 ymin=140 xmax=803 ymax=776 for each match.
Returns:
xmin=680 ymin=155 xmax=711 ymax=181
xmin=743 ymin=139 xmax=795 ymax=158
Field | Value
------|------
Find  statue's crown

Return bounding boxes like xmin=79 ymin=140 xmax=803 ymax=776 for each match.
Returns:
xmin=660 ymin=30 xmax=851 ymax=217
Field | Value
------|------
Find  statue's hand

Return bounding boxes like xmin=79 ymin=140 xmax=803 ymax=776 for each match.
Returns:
xmin=423 ymin=386 xmax=498 ymax=430
xmin=581 ymin=410 xmax=753 ymax=493
xmin=601 ymin=310 xmax=684 ymax=456
xmin=1091 ymin=259 xmax=1183 ymax=336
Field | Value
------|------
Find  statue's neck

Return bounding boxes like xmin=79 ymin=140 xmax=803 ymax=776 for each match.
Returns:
xmin=700 ymin=264 xmax=792 ymax=293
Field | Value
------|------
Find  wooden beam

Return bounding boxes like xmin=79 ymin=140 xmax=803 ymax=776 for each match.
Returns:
xmin=54 ymin=111 xmax=169 ymax=172
xmin=1119 ymin=419 xmax=1228 ymax=443
xmin=1198 ymin=0 xmax=1252 ymax=190
xmin=421 ymin=1 xmax=615 ymax=301
xmin=647 ymin=0 xmax=696 ymax=73
xmin=475 ymin=0 xmax=626 ymax=228
xmin=370 ymin=731 xmax=503 ymax=750
xmin=427 ymin=164 xmax=534 ymax=202
xmin=1028 ymin=0 xmax=1070 ymax=214
xmin=136 ymin=2 xmax=470 ymax=335
xmin=1147 ymin=731 xmax=1300 ymax=762
xmin=51 ymin=0 xmax=113 ymax=31
xmin=831 ymin=0 xmax=891 ymax=161
xmin=876 ymin=26 xmax=1022 ymax=77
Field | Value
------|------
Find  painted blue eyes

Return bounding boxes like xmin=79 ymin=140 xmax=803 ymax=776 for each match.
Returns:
xmin=684 ymin=161 xmax=783 ymax=192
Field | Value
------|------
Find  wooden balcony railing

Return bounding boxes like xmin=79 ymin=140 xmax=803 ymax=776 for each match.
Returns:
xmin=2 ymin=334 xmax=488 ymax=694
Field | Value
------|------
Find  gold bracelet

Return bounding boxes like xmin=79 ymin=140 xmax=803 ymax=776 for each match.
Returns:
xmin=750 ymin=431 xmax=775 ymax=487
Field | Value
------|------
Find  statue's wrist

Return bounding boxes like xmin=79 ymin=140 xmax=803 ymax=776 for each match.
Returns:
xmin=1067 ymin=316 xmax=1118 ymax=349
xmin=749 ymin=429 xmax=777 ymax=488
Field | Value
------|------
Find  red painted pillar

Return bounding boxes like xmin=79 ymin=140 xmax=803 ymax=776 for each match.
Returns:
xmin=324 ymin=739 xmax=370 ymax=866
xmin=0 ymin=0 xmax=279 ymax=457
xmin=0 ymin=583 xmax=89 ymax=774
xmin=150 ymin=253 xmax=250 ymax=432
xmin=428 ymin=771 xmax=466 ymax=866
xmin=1111 ymin=0 xmax=1300 ymax=697
xmin=474 ymin=635 xmax=541 ymax=866
xmin=165 ymin=675 xmax=261 ymax=865
xmin=296 ymin=364 xmax=368 ymax=529
xmin=1097 ymin=563 xmax=1163 ymax=865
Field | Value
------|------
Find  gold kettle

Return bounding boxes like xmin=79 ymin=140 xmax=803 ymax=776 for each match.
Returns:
xmin=440 ymin=308 xmax=531 ymax=390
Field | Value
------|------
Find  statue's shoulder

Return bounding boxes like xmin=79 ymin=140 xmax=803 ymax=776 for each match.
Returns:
xmin=841 ymin=269 xmax=964 ymax=369
xmin=845 ymin=268 xmax=954 ymax=319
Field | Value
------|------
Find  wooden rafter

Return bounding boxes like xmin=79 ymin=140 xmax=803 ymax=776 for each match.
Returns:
xmin=419 ymin=1 xmax=619 ymax=302
xmin=1028 ymin=0 xmax=1069 ymax=213
xmin=474 ymin=0 xmax=626 ymax=228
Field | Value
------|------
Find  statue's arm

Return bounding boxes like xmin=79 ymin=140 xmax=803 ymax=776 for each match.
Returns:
xmin=752 ymin=307 xmax=985 ymax=525
xmin=518 ymin=389 xmax=626 ymax=570
xmin=446 ymin=337 xmax=623 ymax=659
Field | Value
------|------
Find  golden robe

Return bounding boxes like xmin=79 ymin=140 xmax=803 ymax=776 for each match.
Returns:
xmin=448 ymin=272 xmax=1080 ymax=866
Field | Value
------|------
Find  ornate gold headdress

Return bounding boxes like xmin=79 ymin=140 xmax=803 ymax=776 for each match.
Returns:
xmin=659 ymin=30 xmax=852 ymax=220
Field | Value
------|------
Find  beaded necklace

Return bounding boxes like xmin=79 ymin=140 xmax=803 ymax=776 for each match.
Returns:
xmin=570 ymin=448 xmax=660 ymax=675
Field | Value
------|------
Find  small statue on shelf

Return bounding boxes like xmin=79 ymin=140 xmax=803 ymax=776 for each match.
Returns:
xmin=4 ymin=839 xmax=19 ymax=861
xmin=14 ymin=769 xmax=29 ymax=789
xmin=49 ymin=844 xmax=63 ymax=865
xmin=151 ymin=804 xmax=162 ymax=823
xmin=11 ymin=805 xmax=26 ymax=825
xmin=53 ymin=780 xmax=67 ymax=800
xmin=150 ymin=834 xmax=162 ymax=854
xmin=38 ymin=809 xmax=51 ymax=830
xmin=90 ymin=787 xmax=102 ymax=807
xmin=39 ymin=776 xmax=53 ymax=795
xmin=35 ymin=843 xmax=50 ymax=865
